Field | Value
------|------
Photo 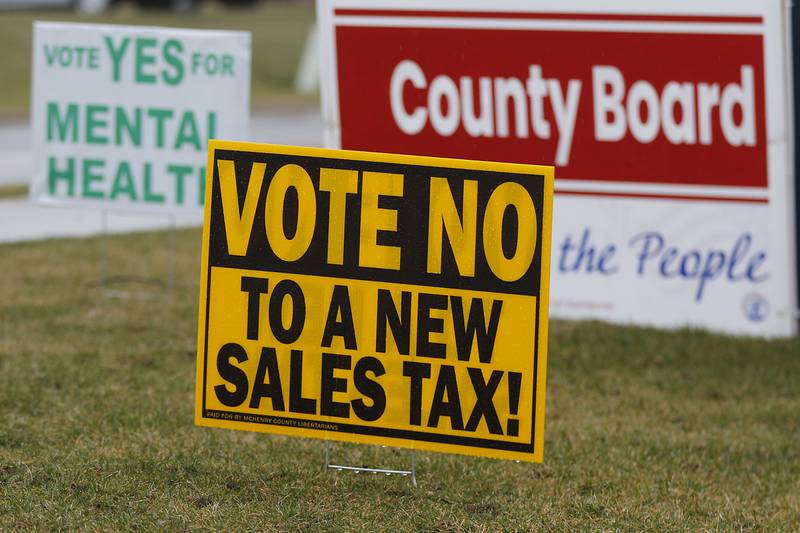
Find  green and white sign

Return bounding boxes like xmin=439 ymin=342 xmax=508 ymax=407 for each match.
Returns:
xmin=30 ymin=22 xmax=250 ymax=213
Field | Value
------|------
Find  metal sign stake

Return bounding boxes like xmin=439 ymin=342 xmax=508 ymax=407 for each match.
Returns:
xmin=167 ymin=214 xmax=177 ymax=290
xmin=324 ymin=442 xmax=417 ymax=487
xmin=100 ymin=209 xmax=108 ymax=288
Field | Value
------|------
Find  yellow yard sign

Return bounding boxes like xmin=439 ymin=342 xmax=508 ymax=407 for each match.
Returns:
xmin=195 ymin=141 xmax=554 ymax=462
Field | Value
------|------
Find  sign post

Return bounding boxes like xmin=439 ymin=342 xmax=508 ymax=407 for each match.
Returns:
xmin=195 ymin=142 xmax=554 ymax=464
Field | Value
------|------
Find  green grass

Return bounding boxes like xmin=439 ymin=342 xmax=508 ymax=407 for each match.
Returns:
xmin=0 ymin=229 xmax=798 ymax=530
xmin=0 ymin=1 xmax=315 ymax=118
xmin=0 ymin=184 xmax=28 ymax=198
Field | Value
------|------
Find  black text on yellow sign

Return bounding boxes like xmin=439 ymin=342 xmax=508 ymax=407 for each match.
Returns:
xmin=195 ymin=142 xmax=554 ymax=462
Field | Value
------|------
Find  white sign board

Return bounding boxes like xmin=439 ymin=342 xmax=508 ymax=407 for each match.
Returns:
xmin=30 ymin=22 xmax=250 ymax=214
xmin=317 ymin=0 xmax=798 ymax=337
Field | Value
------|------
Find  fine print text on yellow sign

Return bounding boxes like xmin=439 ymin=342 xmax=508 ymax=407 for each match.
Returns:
xmin=195 ymin=142 xmax=554 ymax=462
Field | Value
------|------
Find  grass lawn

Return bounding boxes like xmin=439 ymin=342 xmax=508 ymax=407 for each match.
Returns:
xmin=0 ymin=1 xmax=315 ymax=118
xmin=0 ymin=184 xmax=28 ymax=198
xmin=0 ymin=228 xmax=798 ymax=530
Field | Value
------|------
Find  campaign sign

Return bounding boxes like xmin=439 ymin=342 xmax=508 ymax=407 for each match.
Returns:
xmin=30 ymin=22 xmax=250 ymax=213
xmin=317 ymin=0 xmax=798 ymax=337
xmin=195 ymin=142 xmax=554 ymax=462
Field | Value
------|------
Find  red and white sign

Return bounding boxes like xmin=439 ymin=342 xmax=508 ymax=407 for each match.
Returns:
xmin=318 ymin=0 xmax=798 ymax=336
